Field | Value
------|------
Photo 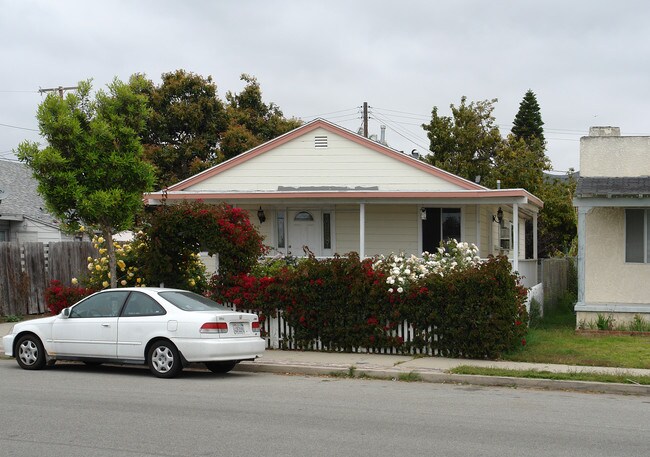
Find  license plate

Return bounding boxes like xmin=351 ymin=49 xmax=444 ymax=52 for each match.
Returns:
xmin=232 ymin=322 xmax=245 ymax=334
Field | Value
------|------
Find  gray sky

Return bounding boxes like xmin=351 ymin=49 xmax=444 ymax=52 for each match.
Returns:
xmin=1 ymin=0 xmax=648 ymax=175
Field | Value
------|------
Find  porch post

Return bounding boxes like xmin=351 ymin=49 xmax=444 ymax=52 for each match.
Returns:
xmin=577 ymin=206 xmax=589 ymax=305
xmin=512 ymin=203 xmax=519 ymax=273
xmin=359 ymin=202 xmax=365 ymax=258
xmin=532 ymin=211 xmax=538 ymax=260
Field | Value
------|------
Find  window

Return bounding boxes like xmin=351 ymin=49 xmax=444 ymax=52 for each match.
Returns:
xmin=277 ymin=211 xmax=285 ymax=248
xmin=294 ymin=211 xmax=314 ymax=221
xmin=323 ymin=213 xmax=331 ymax=249
xmin=626 ymin=209 xmax=649 ymax=263
xmin=69 ymin=291 xmax=129 ymax=318
xmin=159 ymin=291 xmax=228 ymax=311
xmin=122 ymin=292 xmax=166 ymax=317
xmin=422 ymin=207 xmax=461 ymax=253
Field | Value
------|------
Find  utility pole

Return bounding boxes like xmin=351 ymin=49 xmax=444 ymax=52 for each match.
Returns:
xmin=363 ymin=102 xmax=368 ymax=138
xmin=39 ymin=85 xmax=79 ymax=98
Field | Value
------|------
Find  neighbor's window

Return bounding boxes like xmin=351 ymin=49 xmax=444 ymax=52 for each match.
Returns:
xmin=625 ymin=209 xmax=649 ymax=263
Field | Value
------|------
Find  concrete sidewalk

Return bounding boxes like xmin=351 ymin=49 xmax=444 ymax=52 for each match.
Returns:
xmin=3 ymin=321 xmax=649 ymax=395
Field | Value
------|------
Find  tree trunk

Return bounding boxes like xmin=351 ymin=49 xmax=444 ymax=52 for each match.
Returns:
xmin=103 ymin=227 xmax=117 ymax=289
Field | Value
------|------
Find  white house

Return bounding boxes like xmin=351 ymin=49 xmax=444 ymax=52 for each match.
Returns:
xmin=0 ymin=159 xmax=75 ymax=243
xmin=574 ymin=126 xmax=650 ymax=325
xmin=145 ymin=119 xmax=544 ymax=287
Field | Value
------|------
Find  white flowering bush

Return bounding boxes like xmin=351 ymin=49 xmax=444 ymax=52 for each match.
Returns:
xmin=373 ymin=239 xmax=482 ymax=293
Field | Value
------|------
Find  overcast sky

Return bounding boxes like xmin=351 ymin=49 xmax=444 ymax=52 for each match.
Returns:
xmin=1 ymin=0 xmax=648 ymax=175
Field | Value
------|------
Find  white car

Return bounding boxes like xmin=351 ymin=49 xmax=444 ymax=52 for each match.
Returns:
xmin=2 ymin=287 xmax=265 ymax=378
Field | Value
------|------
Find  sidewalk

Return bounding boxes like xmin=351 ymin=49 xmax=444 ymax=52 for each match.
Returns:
xmin=2 ymin=322 xmax=649 ymax=395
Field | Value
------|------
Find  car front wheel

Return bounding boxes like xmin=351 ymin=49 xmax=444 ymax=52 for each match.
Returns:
xmin=15 ymin=334 xmax=47 ymax=370
xmin=148 ymin=341 xmax=183 ymax=378
xmin=205 ymin=361 xmax=238 ymax=374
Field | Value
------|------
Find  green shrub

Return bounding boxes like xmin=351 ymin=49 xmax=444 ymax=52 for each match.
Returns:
xmin=212 ymin=249 xmax=528 ymax=358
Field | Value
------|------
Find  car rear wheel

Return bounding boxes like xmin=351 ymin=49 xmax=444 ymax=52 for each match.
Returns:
xmin=205 ymin=361 xmax=238 ymax=374
xmin=148 ymin=341 xmax=183 ymax=378
xmin=16 ymin=334 xmax=47 ymax=370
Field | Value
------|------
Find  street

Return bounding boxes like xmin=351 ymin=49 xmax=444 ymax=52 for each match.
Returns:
xmin=1 ymin=360 xmax=648 ymax=457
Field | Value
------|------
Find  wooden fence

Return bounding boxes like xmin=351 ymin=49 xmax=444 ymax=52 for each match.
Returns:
xmin=0 ymin=242 xmax=96 ymax=316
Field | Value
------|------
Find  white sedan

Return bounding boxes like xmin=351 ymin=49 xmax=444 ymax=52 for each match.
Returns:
xmin=2 ymin=287 xmax=265 ymax=378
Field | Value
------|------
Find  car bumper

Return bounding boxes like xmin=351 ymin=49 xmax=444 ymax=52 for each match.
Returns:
xmin=173 ymin=336 xmax=265 ymax=363
xmin=3 ymin=333 xmax=15 ymax=357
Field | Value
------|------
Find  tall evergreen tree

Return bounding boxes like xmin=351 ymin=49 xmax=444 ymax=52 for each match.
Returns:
xmin=511 ymin=89 xmax=545 ymax=147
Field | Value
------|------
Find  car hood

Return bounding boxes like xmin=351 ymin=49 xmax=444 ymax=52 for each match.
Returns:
xmin=12 ymin=315 xmax=58 ymax=331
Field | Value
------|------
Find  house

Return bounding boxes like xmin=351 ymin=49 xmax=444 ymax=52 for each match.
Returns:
xmin=0 ymin=159 xmax=75 ymax=243
xmin=574 ymin=126 xmax=650 ymax=325
xmin=145 ymin=119 xmax=544 ymax=287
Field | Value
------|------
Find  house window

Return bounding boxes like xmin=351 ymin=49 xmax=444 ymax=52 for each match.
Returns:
xmin=625 ymin=209 xmax=649 ymax=263
xmin=422 ymin=207 xmax=461 ymax=253
xmin=323 ymin=213 xmax=331 ymax=249
xmin=277 ymin=212 xmax=285 ymax=248
xmin=294 ymin=211 xmax=314 ymax=221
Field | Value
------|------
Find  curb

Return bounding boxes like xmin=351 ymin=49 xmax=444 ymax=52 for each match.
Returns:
xmin=236 ymin=362 xmax=650 ymax=396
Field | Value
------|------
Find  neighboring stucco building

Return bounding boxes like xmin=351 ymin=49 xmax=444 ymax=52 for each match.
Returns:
xmin=146 ymin=119 xmax=544 ymax=287
xmin=574 ymin=127 xmax=650 ymax=325
xmin=0 ymin=159 xmax=74 ymax=243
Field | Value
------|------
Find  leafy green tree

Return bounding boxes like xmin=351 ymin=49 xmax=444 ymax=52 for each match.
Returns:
xmin=512 ymin=89 xmax=545 ymax=156
xmin=137 ymin=70 xmax=228 ymax=187
xmin=17 ymin=77 xmax=156 ymax=288
xmin=222 ymin=74 xmax=302 ymax=160
xmin=537 ymin=173 xmax=577 ymax=257
xmin=422 ymin=97 xmax=502 ymax=186
xmin=493 ymin=135 xmax=551 ymax=195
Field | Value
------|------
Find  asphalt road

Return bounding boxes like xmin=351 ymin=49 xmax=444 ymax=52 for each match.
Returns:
xmin=1 ymin=360 xmax=648 ymax=457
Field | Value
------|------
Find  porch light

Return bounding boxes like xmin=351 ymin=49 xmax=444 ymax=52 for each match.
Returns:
xmin=420 ymin=208 xmax=427 ymax=220
xmin=492 ymin=207 xmax=504 ymax=225
xmin=257 ymin=207 xmax=266 ymax=224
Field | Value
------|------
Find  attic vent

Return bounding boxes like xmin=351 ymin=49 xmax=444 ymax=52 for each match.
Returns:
xmin=314 ymin=135 xmax=328 ymax=148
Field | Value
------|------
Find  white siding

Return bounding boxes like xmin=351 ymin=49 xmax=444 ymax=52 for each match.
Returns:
xmin=365 ymin=205 xmax=418 ymax=256
xmin=188 ymin=128 xmax=467 ymax=193
xmin=334 ymin=205 xmax=360 ymax=255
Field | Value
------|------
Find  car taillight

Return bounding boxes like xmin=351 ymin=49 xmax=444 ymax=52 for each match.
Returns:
xmin=201 ymin=322 xmax=228 ymax=333
xmin=252 ymin=321 xmax=260 ymax=333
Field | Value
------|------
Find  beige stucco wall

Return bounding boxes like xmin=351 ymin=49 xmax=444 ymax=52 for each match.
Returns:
xmin=584 ymin=207 xmax=650 ymax=303
xmin=580 ymin=136 xmax=650 ymax=177
xmin=188 ymin=128 xmax=468 ymax=192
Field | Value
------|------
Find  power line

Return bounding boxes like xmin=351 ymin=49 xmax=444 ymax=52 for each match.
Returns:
xmin=0 ymin=122 xmax=38 ymax=132
xmin=299 ymin=107 xmax=360 ymax=119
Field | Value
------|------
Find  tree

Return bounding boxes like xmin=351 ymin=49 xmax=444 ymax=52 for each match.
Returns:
xmin=511 ymin=89 xmax=545 ymax=149
xmin=492 ymin=135 xmax=551 ymax=195
xmin=137 ymin=70 xmax=228 ymax=188
xmin=17 ymin=77 xmax=156 ymax=288
xmin=537 ymin=173 xmax=577 ymax=257
xmin=221 ymin=74 xmax=302 ymax=160
xmin=421 ymin=97 xmax=502 ymax=186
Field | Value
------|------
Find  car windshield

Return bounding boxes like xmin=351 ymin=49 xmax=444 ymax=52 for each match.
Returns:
xmin=158 ymin=291 xmax=228 ymax=311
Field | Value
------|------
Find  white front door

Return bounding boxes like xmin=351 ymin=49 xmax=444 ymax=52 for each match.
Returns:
xmin=288 ymin=210 xmax=321 ymax=256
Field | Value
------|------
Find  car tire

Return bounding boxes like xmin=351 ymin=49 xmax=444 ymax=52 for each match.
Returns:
xmin=15 ymin=334 xmax=47 ymax=370
xmin=205 ymin=361 xmax=238 ymax=374
xmin=148 ymin=340 xmax=183 ymax=378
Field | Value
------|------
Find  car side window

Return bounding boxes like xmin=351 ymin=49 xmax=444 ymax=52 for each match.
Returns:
xmin=69 ymin=291 xmax=128 ymax=318
xmin=122 ymin=292 xmax=166 ymax=317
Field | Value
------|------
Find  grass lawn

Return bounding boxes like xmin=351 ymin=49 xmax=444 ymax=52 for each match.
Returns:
xmin=501 ymin=295 xmax=650 ymax=370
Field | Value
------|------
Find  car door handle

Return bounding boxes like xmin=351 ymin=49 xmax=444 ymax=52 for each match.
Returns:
xmin=101 ymin=323 xmax=110 ymax=327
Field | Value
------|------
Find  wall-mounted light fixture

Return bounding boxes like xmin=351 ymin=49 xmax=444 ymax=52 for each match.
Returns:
xmin=492 ymin=207 xmax=504 ymax=225
xmin=257 ymin=206 xmax=266 ymax=224
xmin=420 ymin=207 xmax=427 ymax=220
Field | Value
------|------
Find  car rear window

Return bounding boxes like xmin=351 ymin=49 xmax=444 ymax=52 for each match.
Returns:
xmin=158 ymin=291 xmax=229 ymax=311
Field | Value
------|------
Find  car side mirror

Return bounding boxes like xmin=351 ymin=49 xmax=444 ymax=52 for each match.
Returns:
xmin=61 ymin=308 xmax=70 ymax=319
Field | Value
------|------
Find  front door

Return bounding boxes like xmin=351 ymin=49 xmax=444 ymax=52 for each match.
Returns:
xmin=288 ymin=210 xmax=321 ymax=256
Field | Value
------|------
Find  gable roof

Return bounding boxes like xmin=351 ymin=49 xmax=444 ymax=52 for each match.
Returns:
xmin=166 ymin=119 xmax=486 ymax=192
xmin=145 ymin=119 xmax=543 ymax=210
